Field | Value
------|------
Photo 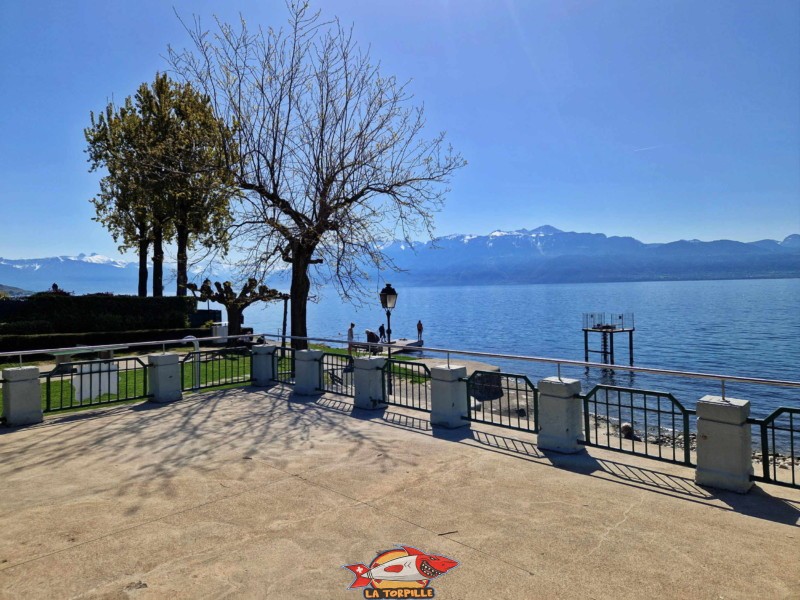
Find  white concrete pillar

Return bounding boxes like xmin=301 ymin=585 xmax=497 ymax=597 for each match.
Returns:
xmin=252 ymin=345 xmax=277 ymax=386
xmin=148 ymin=353 xmax=182 ymax=403
xmin=431 ymin=365 xmax=469 ymax=428
xmin=353 ymin=357 xmax=387 ymax=409
xmin=294 ymin=350 xmax=324 ymax=396
xmin=536 ymin=377 xmax=583 ymax=453
xmin=695 ymin=396 xmax=753 ymax=493
xmin=2 ymin=366 xmax=42 ymax=426
xmin=211 ymin=323 xmax=228 ymax=345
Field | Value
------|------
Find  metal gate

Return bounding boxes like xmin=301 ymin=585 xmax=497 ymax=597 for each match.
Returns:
xmin=465 ymin=371 xmax=538 ymax=432
xmin=582 ymin=385 xmax=693 ymax=465
xmin=382 ymin=360 xmax=431 ymax=411
xmin=751 ymin=407 xmax=799 ymax=489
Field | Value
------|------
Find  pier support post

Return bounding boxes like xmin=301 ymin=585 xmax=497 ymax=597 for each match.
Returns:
xmin=252 ymin=345 xmax=277 ymax=387
xmin=2 ymin=367 xmax=42 ymax=426
xmin=695 ymin=396 xmax=753 ymax=493
xmin=148 ymin=353 xmax=182 ymax=403
xmin=353 ymin=357 xmax=387 ymax=409
xmin=294 ymin=350 xmax=324 ymax=396
xmin=537 ymin=377 xmax=583 ymax=453
xmin=430 ymin=365 xmax=469 ymax=428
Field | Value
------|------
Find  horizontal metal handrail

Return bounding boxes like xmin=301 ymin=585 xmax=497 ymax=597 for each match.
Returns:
xmin=0 ymin=335 xmax=237 ymax=360
xmin=252 ymin=334 xmax=800 ymax=390
xmin=3 ymin=332 xmax=799 ymax=390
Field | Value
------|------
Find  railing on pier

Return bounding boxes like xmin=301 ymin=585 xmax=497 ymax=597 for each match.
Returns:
xmin=382 ymin=360 xmax=431 ymax=412
xmin=582 ymin=385 xmax=693 ymax=465
xmin=319 ymin=353 xmax=355 ymax=397
xmin=41 ymin=356 xmax=150 ymax=413
xmin=180 ymin=347 xmax=252 ymax=391
xmin=466 ymin=371 xmax=539 ymax=433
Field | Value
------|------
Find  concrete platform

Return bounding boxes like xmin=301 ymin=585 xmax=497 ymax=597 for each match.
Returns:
xmin=0 ymin=386 xmax=798 ymax=599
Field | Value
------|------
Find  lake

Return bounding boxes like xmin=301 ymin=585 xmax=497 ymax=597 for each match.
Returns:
xmin=245 ymin=278 xmax=800 ymax=418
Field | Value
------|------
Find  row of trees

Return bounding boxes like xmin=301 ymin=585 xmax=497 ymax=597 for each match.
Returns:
xmin=85 ymin=74 xmax=235 ymax=297
xmin=86 ymin=2 xmax=464 ymax=346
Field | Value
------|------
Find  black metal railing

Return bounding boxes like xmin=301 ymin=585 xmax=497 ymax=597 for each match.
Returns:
xmin=382 ymin=360 xmax=431 ymax=412
xmin=466 ymin=371 xmax=538 ymax=432
xmin=272 ymin=346 xmax=296 ymax=385
xmin=751 ymin=407 xmax=799 ymax=489
xmin=41 ymin=357 xmax=150 ymax=413
xmin=180 ymin=347 xmax=252 ymax=391
xmin=582 ymin=385 xmax=693 ymax=465
xmin=319 ymin=352 xmax=355 ymax=397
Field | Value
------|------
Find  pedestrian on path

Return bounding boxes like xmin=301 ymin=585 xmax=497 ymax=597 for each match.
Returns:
xmin=378 ymin=324 xmax=386 ymax=342
xmin=347 ymin=323 xmax=355 ymax=355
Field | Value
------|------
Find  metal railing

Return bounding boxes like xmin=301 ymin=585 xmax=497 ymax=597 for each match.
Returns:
xmin=751 ymin=407 xmax=799 ymax=488
xmin=466 ymin=371 xmax=539 ymax=433
xmin=382 ymin=359 xmax=431 ymax=412
xmin=272 ymin=346 xmax=296 ymax=385
xmin=319 ymin=352 xmax=355 ymax=397
xmin=40 ymin=356 xmax=150 ymax=413
xmin=180 ymin=347 xmax=252 ymax=391
xmin=4 ymin=333 xmax=798 ymax=489
xmin=582 ymin=385 xmax=693 ymax=465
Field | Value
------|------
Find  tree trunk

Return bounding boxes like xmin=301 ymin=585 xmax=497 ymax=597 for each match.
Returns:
xmin=137 ymin=236 xmax=149 ymax=297
xmin=176 ymin=225 xmax=189 ymax=297
xmin=152 ymin=226 xmax=164 ymax=297
xmin=226 ymin=305 xmax=243 ymax=338
xmin=289 ymin=251 xmax=312 ymax=350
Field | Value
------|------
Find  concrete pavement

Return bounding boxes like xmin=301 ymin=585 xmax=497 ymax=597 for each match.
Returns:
xmin=0 ymin=385 xmax=798 ymax=599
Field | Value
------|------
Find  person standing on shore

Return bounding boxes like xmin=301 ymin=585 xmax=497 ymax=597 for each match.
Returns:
xmin=417 ymin=320 xmax=423 ymax=342
xmin=378 ymin=324 xmax=386 ymax=342
xmin=347 ymin=323 xmax=355 ymax=355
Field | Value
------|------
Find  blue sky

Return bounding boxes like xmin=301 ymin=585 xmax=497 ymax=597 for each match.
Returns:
xmin=1 ymin=0 xmax=798 ymax=260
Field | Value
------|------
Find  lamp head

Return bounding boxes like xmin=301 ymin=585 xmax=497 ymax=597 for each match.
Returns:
xmin=379 ymin=283 xmax=398 ymax=310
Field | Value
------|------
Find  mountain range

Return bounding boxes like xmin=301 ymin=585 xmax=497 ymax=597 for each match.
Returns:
xmin=1 ymin=227 xmax=798 ymax=293
xmin=381 ymin=226 xmax=800 ymax=285
xmin=0 ymin=254 xmax=235 ymax=296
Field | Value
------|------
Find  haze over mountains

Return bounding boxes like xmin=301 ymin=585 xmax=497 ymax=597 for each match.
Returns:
xmin=1 ymin=227 xmax=798 ymax=294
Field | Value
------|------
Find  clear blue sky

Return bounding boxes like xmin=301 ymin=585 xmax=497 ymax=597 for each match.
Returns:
xmin=1 ymin=0 xmax=798 ymax=260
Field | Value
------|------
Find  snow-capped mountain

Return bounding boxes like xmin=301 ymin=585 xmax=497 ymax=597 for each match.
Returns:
xmin=2 ymin=227 xmax=798 ymax=293
xmin=381 ymin=226 xmax=800 ymax=285
xmin=0 ymin=254 xmax=139 ymax=294
xmin=0 ymin=254 xmax=238 ymax=295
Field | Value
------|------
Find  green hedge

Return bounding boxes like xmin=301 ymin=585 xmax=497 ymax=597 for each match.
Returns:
xmin=0 ymin=295 xmax=197 ymax=334
xmin=0 ymin=327 xmax=210 ymax=354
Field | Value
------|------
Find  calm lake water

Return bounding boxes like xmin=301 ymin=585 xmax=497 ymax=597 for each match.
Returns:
xmin=246 ymin=278 xmax=800 ymax=418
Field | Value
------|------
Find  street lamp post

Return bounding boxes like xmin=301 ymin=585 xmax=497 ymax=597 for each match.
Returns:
xmin=379 ymin=283 xmax=398 ymax=396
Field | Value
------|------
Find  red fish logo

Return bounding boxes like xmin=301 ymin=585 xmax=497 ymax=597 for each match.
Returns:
xmin=344 ymin=545 xmax=458 ymax=598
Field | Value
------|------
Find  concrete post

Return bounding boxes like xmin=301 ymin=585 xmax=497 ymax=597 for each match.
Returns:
xmin=2 ymin=367 xmax=42 ymax=426
xmin=252 ymin=345 xmax=277 ymax=387
xmin=536 ymin=377 xmax=583 ymax=453
xmin=430 ymin=365 xmax=469 ymax=428
xmin=294 ymin=350 xmax=324 ymax=396
xmin=148 ymin=353 xmax=182 ymax=404
xmin=211 ymin=323 xmax=228 ymax=345
xmin=695 ymin=396 xmax=753 ymax=493
xmin=353 ymin=357 xmax=387 ymax=409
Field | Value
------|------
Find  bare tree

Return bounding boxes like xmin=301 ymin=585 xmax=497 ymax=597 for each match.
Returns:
xmin=170 ymin=3 xmax=465 ymax=348
xmin=186 ymin=279 xmax=288 ymax=338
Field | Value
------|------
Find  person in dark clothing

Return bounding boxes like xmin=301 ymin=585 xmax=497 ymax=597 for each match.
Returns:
xmin=378 ymin=324 xmax=386 ymax=342
xmin=417 ymin=320 xmax=423 ymax=341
